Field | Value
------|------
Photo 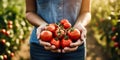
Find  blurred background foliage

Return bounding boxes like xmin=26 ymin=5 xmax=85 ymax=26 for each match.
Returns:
xmin=91 ymin=0 xmax=120 ymax=60
xmin=0 ymin=0 xmax=31 ymax=60
xmin=0 ymin=0 xmax=120 ymax=60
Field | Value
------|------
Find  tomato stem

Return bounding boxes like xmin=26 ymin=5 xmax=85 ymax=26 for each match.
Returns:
xmin=70 ymin=28 xmax=74 ymax=32
xmin=54 ymin=37 xmax=59 ymax=41
xmin=64 ymin=35 xmax=69 ymax=40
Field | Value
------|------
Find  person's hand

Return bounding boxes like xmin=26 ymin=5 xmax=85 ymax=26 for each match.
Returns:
xmin=36 ymin=24 xmax=61 ymax=53
xmin=62 ymin=23 xmax=87 ymax=53
xmin=74 ymin=23 xmax=87 ymax=41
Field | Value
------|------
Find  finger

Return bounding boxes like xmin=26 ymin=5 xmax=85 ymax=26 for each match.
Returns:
xmin=70 ymin=39 xmax=84 ymax=47
xmin=39 ymin=40 xmax=51 ymax=46
xmin=81 ymin=32 xmax=86 ymax=41
xmin=81 ymin=29 xmax=87 ymax=41
xmin=36 ymin=27 xmax=42 ymax=39
xmin=62 ymin=49 xmax=65 ymax=53
xmin=62 ymin=46 xmax=78 ymax=53
xmin=44 ymin=45 xmax=56 ymax=51
xmin=37 ymin=33 xmax=41 ymax=39
xmin=44 ymin=46 xmax=51 ymax=50
xmin=51 ymin=45 xmax=56 ymax=49
xmin=51 ymin=49 xmax=61 ymax=53
xmin=36 ymin=26 xmax=46 ymax=39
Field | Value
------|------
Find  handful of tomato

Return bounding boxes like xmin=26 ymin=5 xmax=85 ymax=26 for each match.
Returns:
xmin=39 ymin=19 xmax=81 ymax=49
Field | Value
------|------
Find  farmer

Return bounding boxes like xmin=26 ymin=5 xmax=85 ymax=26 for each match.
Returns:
xmin=26 ymin=0 xmax=91 ymax=60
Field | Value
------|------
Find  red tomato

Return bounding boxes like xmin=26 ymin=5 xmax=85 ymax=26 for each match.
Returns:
xmin=63 ymin=22 xmax=71 ymax=29
xmin=0 ymin=29 xmax=6 ymax=34
xmin=112 ymin=27 xmax=116 ymax=32
xmin=114 ymin=42 xmax=119 ymax=48
xmin=10 ymin=52 xmax=14 ymax=57
xmin=8 ymin=25 xmax=13 ymax=29
xmin=54 ymin=29 xmax=65 ymax=39
xmin=0 ymin=39 xmax=6 ymax=45
xmin=60 ymin=19 xmax=69 ymax=24
xmin=40 ymin=30 xmax=53 ymax=42
xmin=5 ymin=31 xmax=10 ymax=36
xmin=7 ymin=21 xmax=13 ymax=25
xmin=54 ymin=23 xmax=58 ymax=29
xmin=3 ymin=55 xmax=7 ymax=60
xmin=45 ymin=24 xmax=56 ymax=32
xmin=111 ymin=36 xmax=116 ymax=41
xmin=61 ymin=38 xmax=72 ymax=48
xmin=68 ymin=28 xmax=81 ymax=41
xmin=50 ymin=38 xmax=60 ymax=49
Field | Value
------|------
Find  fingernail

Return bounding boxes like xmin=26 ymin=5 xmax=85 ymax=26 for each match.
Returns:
xmin=37 ymin=35 xmax=40 ymax=39
xmin=70 ymin=44 xmax=74 ymax=47
xmin=62 ymin=50 xmax=65 ymax=53
xmin=51 ymin=45 xmax=56 ymax=49
xmin=64 ymin=47 xmax=68 ymax=50
xmin=70 ymin=43 xmax=72 ymax=46
xmin=47 ymin=43 xmax=51 ymax=46
xmin=58 ymin=50 xmax=61 ymax=53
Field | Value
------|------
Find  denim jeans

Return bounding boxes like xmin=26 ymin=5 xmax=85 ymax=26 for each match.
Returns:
xmin=30 ymin=43 xmax=85 ymax=60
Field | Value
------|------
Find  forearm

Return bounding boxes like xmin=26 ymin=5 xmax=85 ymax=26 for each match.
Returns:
xmin=74 ymin=12 xmax=91 ymax=27
xmin=26 ymin=12 xmax=47 ymax=27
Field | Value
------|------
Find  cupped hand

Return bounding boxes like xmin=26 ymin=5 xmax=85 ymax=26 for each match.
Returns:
xmin=74 ymin=23 xmax=87 ymax=41
xmin=39 ymin=40 xmax=61 ymax=53
xmin=62 ymin=24 xmax=87 ymax=53
xmin=62 ymin=39 xmax=84 ymax=53
xmin=36 ymin=24 xmax=61 ymax=53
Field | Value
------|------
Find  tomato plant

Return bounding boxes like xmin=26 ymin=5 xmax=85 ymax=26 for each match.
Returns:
xmin=91 ymin=0 xmax=120 ymax=59
xmin=0 ymin=0 xmax=31 ymax=59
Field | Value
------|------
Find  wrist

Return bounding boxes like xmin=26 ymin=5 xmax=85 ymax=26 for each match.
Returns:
xmin=74 ymin=23 xmax=86 ymax=31
xmin=37 ymin=22 xmax=48 ymax=27
xmin=74 ymin=23 xmax=82 ymax=28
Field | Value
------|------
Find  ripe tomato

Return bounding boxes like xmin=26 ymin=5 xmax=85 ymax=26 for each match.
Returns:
xmin=7 ymin=21 xmax=13 ymax=25
xmin=60 ymin=19 xmax=69 ymax=24
xmin=114 ymin=42 xmax=119 ymax=48
xmin=40 ymin=30 xmax=53 ymax=42
xmin=112 ymin=27 xmax=116 ymax=32
xmin=54 ymin=29 xmax=65 ymax=39
xmin=61 ymin=38 xmax=72 ymax=48
xmin=8 ymin=25 xmax=13 ymax=29
xmin=10 ymin=52 xmax=14 ymax=57
xmin=63 ymin=22 xmax=71 ymax=29
xmin=5 ymin=31 xmax=10 ymax=36
xmin=68 ymin=28 xmax=81 ymax=41
xmin=45 ymin=24 xmax=56 ymax=32
xmin=3 ymin=55 xmax=7 ymax=60
xmin=111 ymin=36 xmax=116 ymax=41
xmin=50 ymin=38 xmax=60 ymax=49
xmin=0 ymin=29 xmax=6 ymax=34
xmin=60 ymin=19 xmax=71 ymax=29
xmin=0 ymin=39 xmax=6 ymax=45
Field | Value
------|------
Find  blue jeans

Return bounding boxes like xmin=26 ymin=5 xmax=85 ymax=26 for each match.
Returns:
xmin=30 ymin=43 xmax=85 ymax=60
